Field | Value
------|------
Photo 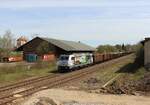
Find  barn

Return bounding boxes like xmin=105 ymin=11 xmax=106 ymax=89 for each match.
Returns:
xmin=16 ymin=37 xmax=96 ymax=62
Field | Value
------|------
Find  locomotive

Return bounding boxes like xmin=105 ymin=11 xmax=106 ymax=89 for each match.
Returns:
xmin=57 ymin=52 xmax=129 ymax=72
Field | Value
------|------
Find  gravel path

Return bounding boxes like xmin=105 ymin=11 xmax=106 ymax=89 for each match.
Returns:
xmin=20 ymin=89 xmax=150 ymax=105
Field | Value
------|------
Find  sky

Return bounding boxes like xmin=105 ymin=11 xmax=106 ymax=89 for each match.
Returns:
xmin=0 ymin=0 xmax=150 ymax=47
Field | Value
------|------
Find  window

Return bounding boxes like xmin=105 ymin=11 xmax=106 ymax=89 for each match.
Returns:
xmin=71 ymin=57 xmax=75 ymax=60
xmin=59 ymin=56 xmax=69 ymax=60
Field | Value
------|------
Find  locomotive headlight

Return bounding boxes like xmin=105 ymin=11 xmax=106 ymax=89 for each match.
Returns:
xmin=57 ymin=61 xmax=60 ymax=66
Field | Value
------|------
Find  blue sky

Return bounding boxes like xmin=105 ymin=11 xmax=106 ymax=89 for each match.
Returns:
xmin=0 ymin=0 xmax=150 ymax=47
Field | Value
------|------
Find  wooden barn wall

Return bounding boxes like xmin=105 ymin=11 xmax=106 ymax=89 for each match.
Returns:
xmin=22 ymin=38 xmax=66 ymax=60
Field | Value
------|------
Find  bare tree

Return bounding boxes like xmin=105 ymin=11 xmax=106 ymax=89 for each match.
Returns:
xmin=3 ymin=30 xmax=14 ymax=49
xmin=0 ymin=30 xmax=15 ymax=57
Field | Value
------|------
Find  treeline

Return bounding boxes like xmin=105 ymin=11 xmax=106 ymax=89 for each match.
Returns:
xmin=97 ymin=43 xmax=144 ymax=66
xmin=97 ymin=44 xmax=136 ymax=53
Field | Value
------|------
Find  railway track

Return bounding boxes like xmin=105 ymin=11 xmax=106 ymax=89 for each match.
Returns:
xmin=0 ymin=74 xmax=60 ymax=91
xmin=0 ymin=54 xmax=132 ymax=105
xmin=0 ymin=74 xmax=61 ymax=99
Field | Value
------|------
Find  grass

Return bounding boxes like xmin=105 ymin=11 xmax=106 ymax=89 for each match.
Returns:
xmin=90 ymin=55 xmax=135 ymax=85
xmin=0 ymin=54 xmax=147 ymax=87
xmin=0 ymin=61 xmax=56 ymax=85
xmin=122 ymin=67 xmax=147 ymax=81
xmin=93 ymin=54 xmax=148 ymax=85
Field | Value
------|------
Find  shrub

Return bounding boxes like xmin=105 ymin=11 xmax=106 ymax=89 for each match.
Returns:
xmin=134 ymin=43 xmax=144 ymax=66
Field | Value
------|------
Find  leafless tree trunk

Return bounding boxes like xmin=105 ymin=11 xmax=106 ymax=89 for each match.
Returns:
xmin=0 ymin=30 xmax=15 ymax=57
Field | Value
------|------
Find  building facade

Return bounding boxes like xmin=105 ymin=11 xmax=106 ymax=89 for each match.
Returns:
xmin=141 ymin=38 xmax=150 ymax=68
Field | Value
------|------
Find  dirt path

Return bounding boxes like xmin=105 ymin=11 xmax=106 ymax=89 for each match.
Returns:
xmin=20 ymin=89 xmax=150 ymax=105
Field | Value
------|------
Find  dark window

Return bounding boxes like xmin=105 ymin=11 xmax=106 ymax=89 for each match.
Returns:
xmin=60 ymin=56 xmax=69 ymax=60
xmin=71 ymin=57 xmax=75 ymax=60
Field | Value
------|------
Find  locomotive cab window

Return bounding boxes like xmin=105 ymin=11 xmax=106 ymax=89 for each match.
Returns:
xmin=71 ymin=57 xmax=75 ymax=60
xmin=59 ymin=56 xmax=69 ymax=60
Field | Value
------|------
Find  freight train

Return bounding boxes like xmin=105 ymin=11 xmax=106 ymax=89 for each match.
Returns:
xmin=57 ymin=52 xmax=130 ymax=72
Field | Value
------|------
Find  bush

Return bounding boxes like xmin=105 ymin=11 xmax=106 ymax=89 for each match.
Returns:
xmin=134 ymin=43 xmax=144 ymax=66
xmin=97 ymin=45 xmax=118 ymax=53
xmin=0 ymin=62 xmax=56 ymax=83
xmin=31 ymin=60 xmax=56 ymax=70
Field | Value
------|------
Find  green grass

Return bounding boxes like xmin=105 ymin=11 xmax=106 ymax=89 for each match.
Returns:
xmin=0 ymin=62 xmax=56 ymax=84
xmin=0 ymin=54 xmax=147 ymax=86
xmin=123 ymin=67 xmax=147 ymax=81
xmin=94 ymin=54 xmax=148 ymax=85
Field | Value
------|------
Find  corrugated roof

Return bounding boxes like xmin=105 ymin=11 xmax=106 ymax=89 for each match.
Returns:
xmin=16 ymin=37 xmax=96 ymax=52
xmin=41 ymin=37 xmax=96 ymax=51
